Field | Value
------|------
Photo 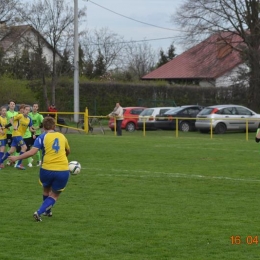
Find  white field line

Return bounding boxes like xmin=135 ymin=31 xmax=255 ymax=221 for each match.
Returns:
xmin=81 ymin=168 xmax=260 ymax=183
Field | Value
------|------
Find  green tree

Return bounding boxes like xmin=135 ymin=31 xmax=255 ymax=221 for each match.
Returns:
xmin=93 ymin=51 xmax=106 ymax=78
xmin=156 ymin=43 xmax=176 ymax=68
xmin=57 ymin=49 xmax=73 ymax=76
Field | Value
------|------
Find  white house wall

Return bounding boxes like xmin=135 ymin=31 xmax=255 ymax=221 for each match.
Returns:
xmin=215 ymin=64 xmax=248 ymax=87
xmin=3 ymin=29 xmax=60 ymax=65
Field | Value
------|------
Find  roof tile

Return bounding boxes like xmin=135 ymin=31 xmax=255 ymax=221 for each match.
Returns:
xmin=142 ymin=32 xmax=243 ymax=80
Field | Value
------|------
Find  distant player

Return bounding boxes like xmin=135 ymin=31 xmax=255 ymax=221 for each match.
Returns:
xmin=0 ymin=104 xmax=35 ymax=170
xmin=0 ymin=106 xmax=8 ymax=165
xmin=6 ymin=100 xmax=18 ymax=165
xmin=9 ymin=116 xmax=71 ymax=222
xmin=20 ymin=127 xmax=34 ymax=168
xmin=29 ymin=103 xmax=44 ymax=166
xmin=14 ymin=105 xmax=34 ymax=168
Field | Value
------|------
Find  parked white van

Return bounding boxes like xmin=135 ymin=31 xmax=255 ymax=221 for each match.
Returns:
xmin=137 ymin=107 xmax=176 ymax=130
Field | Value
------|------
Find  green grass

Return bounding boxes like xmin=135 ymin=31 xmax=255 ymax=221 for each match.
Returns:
xmin=1 ymin=131 xmax=260 ymax=259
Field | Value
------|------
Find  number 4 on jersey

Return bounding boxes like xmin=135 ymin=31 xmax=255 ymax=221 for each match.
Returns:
xmin=52 ymin=138 xmax=60 ymax=153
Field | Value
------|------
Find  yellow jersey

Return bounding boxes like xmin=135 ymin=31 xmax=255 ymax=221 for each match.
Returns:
xmin=12 ymin=114 xmax=33 ymax=137
xmin=0 ymin=116 xmax=8 ymax=140
xmin=34 ymin=131 xmax=70 ymax=171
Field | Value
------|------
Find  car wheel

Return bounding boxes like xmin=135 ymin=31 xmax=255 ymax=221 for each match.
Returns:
xmin=126 ymin=122 xmax=135 ymax=132
xmin=179 ymin=121 xmax=190 ymax=132
xmin=215 ymin=123 xmax=227 ymax=134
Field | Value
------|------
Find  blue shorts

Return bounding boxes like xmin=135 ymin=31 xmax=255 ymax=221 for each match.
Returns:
xmin=39 ymin=168 xmax=70 ymax=193
xmin=0 ymin=139 xmax=7 ymax=147
xmin=11 ymin=136 xmax=25 ymax=147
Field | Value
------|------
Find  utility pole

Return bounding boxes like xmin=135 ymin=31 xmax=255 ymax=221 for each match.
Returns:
xmin=74 ymin=0 xmax=79 ymax=122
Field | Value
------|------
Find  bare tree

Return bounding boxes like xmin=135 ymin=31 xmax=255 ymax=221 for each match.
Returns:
xmin=17 ymin=0 xmax=86 ymax=108
xmin=123 ymin=41 xmax=156 ymax=80
xmin=173 ymin=0 xmax=260 ymax=111
xmin=0 ymin=0 xmax=19 ymax=23
xmin=81 ymin=28 xmax=126 ymax=73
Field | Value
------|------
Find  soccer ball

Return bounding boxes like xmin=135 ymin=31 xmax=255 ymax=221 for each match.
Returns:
xmin=69 ymin=161 xmax=81 ymax=175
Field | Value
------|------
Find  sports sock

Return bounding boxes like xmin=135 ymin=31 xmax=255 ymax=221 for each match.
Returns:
xmin=38 ymin=197 xmax=56 ymax=215
xmin=43 ymin=195 xmax=51 ymax=213
xmin=28 ymin=157 xmax=33 ymax=164
xmin=16 ymin=152 xmax=24 ymax=166
xmin=1 ymin=152 xmax=10 ymax=163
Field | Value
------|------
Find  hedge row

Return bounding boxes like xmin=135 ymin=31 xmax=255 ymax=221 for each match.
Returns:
xmin=53 ymin=82 xmax=249 ymax=115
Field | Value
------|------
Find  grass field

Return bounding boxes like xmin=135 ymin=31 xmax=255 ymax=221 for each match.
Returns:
xmin=1 ymin=130 xmax=260 ymax=260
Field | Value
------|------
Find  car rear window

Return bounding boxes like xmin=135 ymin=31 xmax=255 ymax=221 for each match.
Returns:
xmin=198 ymin=107 xmax=215 ymax=115
xmin=140 ymin=109 xmax=154 ymax=116
xmin=130 ymin=109 xmax=144 ymax=115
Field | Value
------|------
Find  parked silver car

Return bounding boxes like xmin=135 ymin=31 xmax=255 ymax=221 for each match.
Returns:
xmin=195 ymin=104 xmax=260 ymax=134
xmin=137 ymin=107 xmax=175 ymax=130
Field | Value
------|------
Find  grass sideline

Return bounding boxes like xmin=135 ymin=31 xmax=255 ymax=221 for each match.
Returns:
xmin=1 ymin=132 xmax=260 ymax=260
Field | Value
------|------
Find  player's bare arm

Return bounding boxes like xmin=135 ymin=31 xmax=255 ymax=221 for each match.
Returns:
xmin=8 ymin=147 xmax=39 ymax=163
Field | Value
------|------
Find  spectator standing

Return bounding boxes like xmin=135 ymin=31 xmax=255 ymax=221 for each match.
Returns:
xmin=47 ymin=104 xmax=57 ymax=119
xmin=108 ymin=102 xmax=124 ymax=136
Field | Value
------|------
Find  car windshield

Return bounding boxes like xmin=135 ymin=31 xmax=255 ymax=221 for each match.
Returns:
xmin=139 ymin=108 xmax=154 ymax=116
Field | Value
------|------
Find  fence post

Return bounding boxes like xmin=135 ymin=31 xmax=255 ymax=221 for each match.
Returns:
xmin=176 ymin=118 xmax=178 ymax=138
xmin=246 ymin=119 xmax=248 ymax=141
xmin=84 ymin=107 xmax=89 ymax=133
xmin=114 ymin=117 xmax=117 ymax=135
xmin=210 ymin=118 xmax=213 ymax=139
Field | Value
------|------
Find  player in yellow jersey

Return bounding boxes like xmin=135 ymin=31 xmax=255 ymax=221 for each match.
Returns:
xmin=0 ymin=104 xmax=35 ymax=170
xmin=6 ymin=100 xmax=18 ymax=150
xmin=9 ymin=116 xmax=71 ymax=222
xmin=6 ymin=100 xmax=18 ymax=166
xmin=29 ymin=103 xmax=44 ymax=166
xmin=0 ymin=106 xmax=8 ymax=167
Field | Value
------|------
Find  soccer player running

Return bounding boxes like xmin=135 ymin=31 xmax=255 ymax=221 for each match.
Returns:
xmin=15 ymin=106 xmax=34 ymax=168
xmin=8 ymin=116 xmax=71 ymax=222
xmin=0 ymin=104 xmax=35 ymax=170
xmin=29 ymin=103 xmax=44 ymax=166
xmin=0 ymin=106 xmax=8 ymax=166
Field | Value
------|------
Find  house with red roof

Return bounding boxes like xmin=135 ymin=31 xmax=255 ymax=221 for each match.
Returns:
xmin=0 ymin=22 xmax=61 ymax=65
xmin=142 ymin=32 xmax=247 ymax=87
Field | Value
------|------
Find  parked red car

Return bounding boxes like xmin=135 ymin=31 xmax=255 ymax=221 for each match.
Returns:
xmin=108 ymin=107 xmax=146 ymax=132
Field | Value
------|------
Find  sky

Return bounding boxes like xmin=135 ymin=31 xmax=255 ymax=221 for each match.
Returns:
xmin=24 ymin=0 xmax=185 ymax=54
xmin=80 ymin=0 xmax=185 ymax=54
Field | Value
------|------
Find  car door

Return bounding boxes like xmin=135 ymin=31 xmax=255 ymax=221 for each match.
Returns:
xmin=235 ymin=106 xmax=255 ymax=129
xmin=186 ymin=107 xmax=202 ymax=127
xmin=218 ymin=106 xmax=242 ymax=130
xmin=157 ymin=108 xmax=173 ymax=129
